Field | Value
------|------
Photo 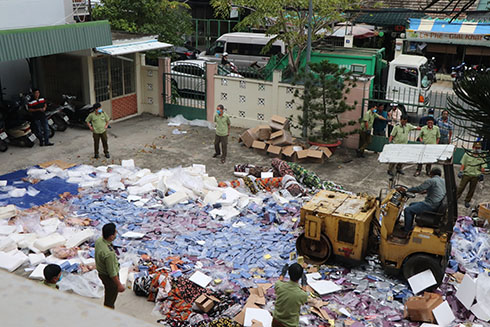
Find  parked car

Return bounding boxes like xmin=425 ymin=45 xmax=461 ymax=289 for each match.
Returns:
xmin=170 ymin=60 xmax=242 ymax=96
xmin=163 ymin=44 xmax=201 ymax=61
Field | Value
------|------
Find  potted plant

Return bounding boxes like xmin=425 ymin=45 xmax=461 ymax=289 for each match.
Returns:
xmin=292 ymin=60 xmax=358 ymax=152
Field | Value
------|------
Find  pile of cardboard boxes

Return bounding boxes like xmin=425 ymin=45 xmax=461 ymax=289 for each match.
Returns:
xmin=239 ymin=115 xmax=333 ymax=163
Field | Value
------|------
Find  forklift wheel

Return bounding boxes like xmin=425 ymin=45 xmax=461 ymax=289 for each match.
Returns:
xmin=402 ymin=254 xmax=444 ymax=289
xmin=296 ymin=233 xmax=332 ymax=265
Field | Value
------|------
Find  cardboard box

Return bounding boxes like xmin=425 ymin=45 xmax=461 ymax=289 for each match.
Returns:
xmin=269 ymin=115 xmax=290 ymax=131
xmin=267 ymin=145 xmax=282 ymax=158
xmin=195 ymin=294 xmax=220 ymax=313
xmin=405 ymin=292 xmax=443 ymax=323
xmin=296 ymin=150 xmax=309 ymax=161
xmin=257 ymin=125 xmax=271 ymax=141
xmin=240 ymin=127 xmax=259 ymax=148
xmin=478 ymin=202 xmax=490 ymax=224
xmin=309 ymin=145 xmax=333 ymax=159
xmin=282 ymin=146 xmax=298 ymax=162
xmin=307 ymin=149 xmax=325 ymax=164
xmin=271 ymin=130 xmax=293 ymax=146
xmin=252 ymin=140 xmax=267 ymax=155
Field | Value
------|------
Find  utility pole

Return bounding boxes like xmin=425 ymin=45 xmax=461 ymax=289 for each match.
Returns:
xmin=303 ymin=0 xmax=313 ymax=139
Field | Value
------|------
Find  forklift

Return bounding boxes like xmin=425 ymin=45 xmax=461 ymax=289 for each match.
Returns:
xmin=296 ymin=144 xmax=457 ymax=286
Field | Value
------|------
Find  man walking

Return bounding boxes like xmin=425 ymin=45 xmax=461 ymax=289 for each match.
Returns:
xmin=387 ymin=103 xmax=402 ymax=137
xmin=397 ymin=168 xmax=446 ymax=235
xmin=27 ymin=89 xmax=53 ymax=146
xmin=357 ymin=104 xmax=388 ymax=158
xmin=387 ymin=115 xmax=420 ymax=176
xmin=273 ymin=263 xmax=308 ymax=327
xmin=436 ymin=110 xmax=453 ymax=144
xmin=95 ymin=223 xmax=125 ymax=308
xmin=457 ymin=142 xmax=486 ymax=208
xmin=86 ymin=103 xmax=110 ymax=159
xmin=414 ymin=117 xmax=440 ymax=176
xmin=213 ymin=104 xmax=230 ymax=164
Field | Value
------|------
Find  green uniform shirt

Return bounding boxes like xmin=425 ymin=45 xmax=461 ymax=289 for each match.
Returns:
xmin=41 ymin=281 xmax=58 ymax=289
xmin=461 ymin=153 xmax=485 ymax=177
xmin=391 ymin=123 xmax=417 ymax=144
xmin=95 ymin=237 xmax=119 ymax=278
xmin=419 ymin=125 xmax=440 ymax=144
xmin=86 ymin=111 xmax=110 ymax=134
xmin=214 ymin=113 xmax=230 ymax=136
xmin=273 ymin=280 xmax=308 ymax=327
xmin=362 ymin=110 xmax=381 ymax=131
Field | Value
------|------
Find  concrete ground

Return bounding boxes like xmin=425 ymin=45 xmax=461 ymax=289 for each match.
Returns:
xmin=1 ymin=113 xmax=488 ymax=324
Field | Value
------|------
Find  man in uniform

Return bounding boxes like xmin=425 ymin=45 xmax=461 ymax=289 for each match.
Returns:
xmin=357 ymin=104 xmax=389 ymax=157
xmin=213 ymin=104 xmax=231 ymax=164
xmin=457 ymin=142 xmax=486 ymax=208
xmin=397 ymin=168 xmax=446 ymax=235
xmin=436 ymin=110 xmax=453 ymax=144
xmin=387 ymin=115 xmax=420 ymax=176
xmin=272 ymin=263 xmax=308 ymax=327
xmin=28 ymin=89 xmax=53 ymax=146
xmin=414 ymin=117 xmax=440 ymax=176
xmin=43 ymin=264 xmax=62 ymax=289
xmin=95 ymin=223 xmax=125 ymax=308
xmin=86 ymin=103 xmax=111 ymax=159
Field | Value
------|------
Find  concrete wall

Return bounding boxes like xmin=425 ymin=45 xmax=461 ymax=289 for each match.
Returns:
xmin=140 ymin=60 xmax=160 ymax=116
xmin=212 ymin=71 xmax=371 ymax=149
xmin=0 ymin=0 xmax=74 ymax=30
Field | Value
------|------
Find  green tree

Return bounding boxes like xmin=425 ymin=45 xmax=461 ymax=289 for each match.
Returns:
xmin=211 ymin=0 xmax=375 ymax=73
xmin=293 ymin=60 xmax=358 ymax=142
xmin=92 ymin=0 xmax=192 ymax=45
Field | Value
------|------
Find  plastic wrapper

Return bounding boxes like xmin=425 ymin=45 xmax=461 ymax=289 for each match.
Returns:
xmin=50 ymin=246 xmax=79 ymax=259
xmin=58 ymin=270 xmax=104 ymax=298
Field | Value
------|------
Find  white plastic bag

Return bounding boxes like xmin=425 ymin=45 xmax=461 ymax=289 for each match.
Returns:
xmin=58 ymin=270 xmax=104 ymax=298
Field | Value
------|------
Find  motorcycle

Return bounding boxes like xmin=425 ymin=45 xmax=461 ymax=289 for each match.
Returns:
xmin=0 ymin=112 xmax=8 ymax=152
xmin=60 ymin=94 xmax=93 ymax=128
xmin=451 ymin=62 xmax=466 ymax=81
xmin=46 ymin=102 xmax=70 ymax=131
xmin=0 ymin=97 xmax=36 ymax=147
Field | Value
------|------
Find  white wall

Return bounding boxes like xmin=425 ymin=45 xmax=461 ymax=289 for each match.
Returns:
xmin=0 ymin=0 xmax=74 ymax=30
xmin=139 ymin=60 xmax=159 ymax=116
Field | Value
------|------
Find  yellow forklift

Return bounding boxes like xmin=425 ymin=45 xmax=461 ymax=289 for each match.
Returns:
xmin=296 ymin=144 xmax=457 ymax=286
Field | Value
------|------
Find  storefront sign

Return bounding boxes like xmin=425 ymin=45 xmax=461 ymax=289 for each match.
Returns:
xmin=406 ymin=30 xmax=490 ymax=46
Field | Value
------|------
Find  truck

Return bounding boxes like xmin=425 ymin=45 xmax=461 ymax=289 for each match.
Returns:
xmin=296 ymin=144 xmax=457 ymax=287
xmin=261 ymin=46 xmax=433 ymax=115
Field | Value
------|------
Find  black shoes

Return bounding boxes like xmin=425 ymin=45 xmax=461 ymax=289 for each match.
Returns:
xmin=45 ymin=142 xmax=54 ymax=146
xmin=105 ymin=153 xmax=110 ymax=158
xmin=94 ymin=154 xmax=99 ymax=159
xmin=213 ymin=153 xmax=220 ymax=158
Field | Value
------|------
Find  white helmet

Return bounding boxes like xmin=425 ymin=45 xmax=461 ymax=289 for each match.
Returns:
xmin=223 ymin=52 xmax=228 ymax=56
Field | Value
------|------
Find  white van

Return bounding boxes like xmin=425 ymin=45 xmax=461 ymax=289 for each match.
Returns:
xmin=198 ymin=32 xmax=286 ymax=67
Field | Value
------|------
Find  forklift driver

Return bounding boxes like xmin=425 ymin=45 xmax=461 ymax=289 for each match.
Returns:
xmin=397 ymin=167 xmax=446 ymax=235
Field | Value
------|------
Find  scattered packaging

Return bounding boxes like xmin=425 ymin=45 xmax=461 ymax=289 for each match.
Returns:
xmin=0 ymin=205 xmax=17 ymax=220
xmin=252 ymin=141 xmax=267 ymax=155
xmin=269 ymin=115 xmax=290 ymax=131
xmin=240 ymin=127 xmax=259 ymax=148
xmin=195 ymin=294 xmax=221 ymax=313
xmin=257 ymin=125 xmax=271 ymax=141
xmin=270 ymin=130 xmax=293 ymax=146
xmin=267 ymin=145 xmax=282 ymax=158
xmin=306 ymin=149 xmax=325 ymax=164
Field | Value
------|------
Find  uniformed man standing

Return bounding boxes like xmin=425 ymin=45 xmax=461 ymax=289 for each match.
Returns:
xmin=457 ymin=142 xmax=486 ymax=208
xmin=357 ymin=104 xmax=388 ymax=158
xmin=213 ymin=104 xmax=231 ymax=164
xmin=86 ymin=103 xmax=111 ymax=159
xmin=95 ymin=223 xmax=125 ymax=308
xmin=414 ymin=117 xmax=440 ymax=176
xmin=387 ymin=115 xmax=420 ymax=176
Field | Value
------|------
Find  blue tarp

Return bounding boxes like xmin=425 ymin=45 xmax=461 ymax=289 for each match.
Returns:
xmin=0 ymin=168 xmax=79 ymax=209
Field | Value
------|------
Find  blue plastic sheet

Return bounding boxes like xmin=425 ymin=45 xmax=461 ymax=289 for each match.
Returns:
xmin=0 ymin=168 xmax=79 ymax=209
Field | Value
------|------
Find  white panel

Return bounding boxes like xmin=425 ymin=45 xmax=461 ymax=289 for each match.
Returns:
xmin=0 ymin=0 xmax=70 ymax=30
xmin=378 ymin=144 xmax=455 ymax=164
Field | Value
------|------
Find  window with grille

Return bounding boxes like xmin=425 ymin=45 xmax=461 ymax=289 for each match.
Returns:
xmin=93 ymin=54 xmax=135 ymax=102
xmin=93 ymin=57 xmax=109 ymax=102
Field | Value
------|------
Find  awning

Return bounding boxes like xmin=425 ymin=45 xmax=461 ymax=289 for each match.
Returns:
xmin=95 ymin=39 xmax=173 ymax=56
xmin=407 ymin=18 xmax=490 ymax=46
xmin=354 ymin=9 xmax=425 ymax=27
xmin=0 ymin=21 xmax=112 ymax=62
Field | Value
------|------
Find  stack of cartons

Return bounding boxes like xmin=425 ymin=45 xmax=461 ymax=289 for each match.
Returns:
xmin=239 ymin=115 xmax=333 ymax=163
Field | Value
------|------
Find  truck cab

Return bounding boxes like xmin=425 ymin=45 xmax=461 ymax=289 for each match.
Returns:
xmin=386 ymin=54 xmax=433 ymax=115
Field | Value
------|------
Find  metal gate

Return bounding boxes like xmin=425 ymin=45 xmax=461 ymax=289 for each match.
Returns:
xmin=362 ymin=84 xmax=476 ymax=163
xmin=162 ymin=63 xmax=207 ymax=120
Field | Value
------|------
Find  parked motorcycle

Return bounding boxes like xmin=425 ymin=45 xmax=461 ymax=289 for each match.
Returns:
xmin=0 ymin=112 xmax=8 ymax=152
xmin=451 ymin=62 xmax=466 ymax=81
xmin=46 ymin=102 xmax=70 ymax=131
xmin=0 ymin=97 xmax=36 ymax=147
xmin=60 ymin=95 xmax=93 ymax=128
xmin=23 ymin=93 xmax=55 ymax=139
